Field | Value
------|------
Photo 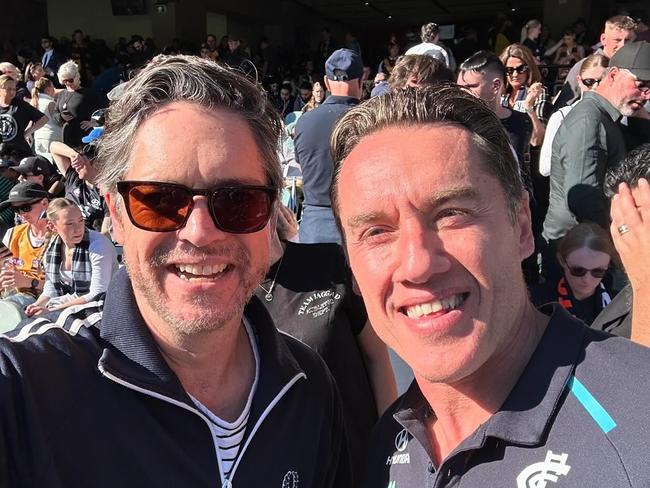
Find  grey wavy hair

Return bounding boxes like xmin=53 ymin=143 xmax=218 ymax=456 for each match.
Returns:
xmin=95 ymin=54 xmax=283 ymax=194
xmin=57 ymin=60 xmax=80 ymax=82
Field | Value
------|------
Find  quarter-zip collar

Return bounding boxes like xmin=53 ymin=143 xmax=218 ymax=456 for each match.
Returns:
xmin=98 ymin=268 xmax=307 ymax=414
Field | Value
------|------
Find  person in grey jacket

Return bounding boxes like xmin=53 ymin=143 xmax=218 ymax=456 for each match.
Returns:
xmin=541 ymin=42 xmax=650 ymax=279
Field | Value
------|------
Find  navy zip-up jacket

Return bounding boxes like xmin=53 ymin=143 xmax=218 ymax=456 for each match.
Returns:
xmin=0 ymin=269 xmax=351 ymax=487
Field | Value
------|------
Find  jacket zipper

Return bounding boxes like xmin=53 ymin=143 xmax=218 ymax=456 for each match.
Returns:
xmin=226 ymin=372 xmax=306 ymax=483
xmin=98 ymin=364 xmax=306 ymax=487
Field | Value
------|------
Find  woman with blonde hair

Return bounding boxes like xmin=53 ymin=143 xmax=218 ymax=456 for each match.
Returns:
xmin=24 ymin=198 xmax=117 ymax=317
xmin=30 ymin=78 xmax=63 ymax=161
xmin=520 ymin=19 xmax=543 ymax=61
xmin=53 ymin=60 xmax=101 ymax=147
xmin=539 ymin=54 xmax=608 ymax=176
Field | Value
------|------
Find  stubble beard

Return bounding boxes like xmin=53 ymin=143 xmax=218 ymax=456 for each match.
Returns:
xmin=124 ymin=244 xmax=269 ymax=336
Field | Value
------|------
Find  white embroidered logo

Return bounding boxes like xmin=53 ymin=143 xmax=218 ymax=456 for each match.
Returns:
xmin=516 ymin=450 xmax=571 ymax=488
xmin=394 ymin=429 xmax=409 ymax=452
xmin=282 ymin=470 xmax=299 ymax=488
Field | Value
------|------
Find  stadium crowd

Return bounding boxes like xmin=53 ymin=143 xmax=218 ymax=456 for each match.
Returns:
xmin=0 ymin=6 xmax=649 ymax=487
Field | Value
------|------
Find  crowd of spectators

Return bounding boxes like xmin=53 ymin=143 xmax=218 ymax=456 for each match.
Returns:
xmin=0 ymin=5 xmax=649 ymax=486
xmin=0 ymin=10 xmax=648 ymax=331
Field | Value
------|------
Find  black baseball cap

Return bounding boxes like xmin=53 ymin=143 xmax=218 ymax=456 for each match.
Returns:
xmin=325 ymin=48 xmax=364 ymax=81
xmin=14 ymin=156 xmax=56 ymax=178
xmin=0 ymin=181 xmax=49 ymax=210
xmin=610 ymin=41 xmax=650 ymax=79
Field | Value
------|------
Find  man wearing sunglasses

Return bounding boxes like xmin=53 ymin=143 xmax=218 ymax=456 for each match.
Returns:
xmin=0 ymin=181 xmax=49 ymax=310
xmin=542 ymin=41 xmax=650 ymax=281
xmin=0 ymin=56 xmax=350 ymax=487
xmin=555 ymin=15 xmax=637 ymax=109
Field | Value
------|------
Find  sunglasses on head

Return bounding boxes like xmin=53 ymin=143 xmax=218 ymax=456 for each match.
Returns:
xmin=567 ymin=265 xmax=608 ymax=279
xmin=581 ymin=77 xmax=602 ymax=88
xmin=116 ymin=181 xmax=277 ymax=233
xmin=505 ymin=65 xmax=529 ymax=76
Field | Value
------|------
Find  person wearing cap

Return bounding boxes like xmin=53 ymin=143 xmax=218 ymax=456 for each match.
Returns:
xmin=14 ymin=155 xmax=64 ymax=198
xmin=293 ymin=48 xmax=364 ymax=244
xmin=49 ymin=130 xmax=106 ymax=231
xmin=542 ymin=41 xmax=650 ymax=280
xmin=405 ymin=22 xmax=450 ymax=68
xmin=0 ymin=181 xmax=49 ymax=309
xmin=555 ymin=15 xmax=637 ymax=109
xmin=24 ymin=198 xmax=117 ymax=319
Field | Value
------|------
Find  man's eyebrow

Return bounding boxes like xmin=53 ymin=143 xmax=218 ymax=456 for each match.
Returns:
xmin=424 ymin=186 xmax=480 ymax=209
xmin=345 ymin=186 xmax=480 ymax=230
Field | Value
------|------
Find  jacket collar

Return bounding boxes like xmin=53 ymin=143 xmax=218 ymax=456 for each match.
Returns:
xmin=393 ymin=305 xmax=586 ymax=452
xmin=98 ymin=267 xmax=306 ymax=409
xmin=582 ymin=91 xmax=621 ymax=122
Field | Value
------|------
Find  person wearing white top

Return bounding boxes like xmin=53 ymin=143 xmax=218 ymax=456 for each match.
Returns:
xmin=29 ymin=78 xmax=62 ymax=162
xmin=405 ymin=22 xmax=450 ymax=68
xmin=539 ymin=54 xmax=609 ymax=176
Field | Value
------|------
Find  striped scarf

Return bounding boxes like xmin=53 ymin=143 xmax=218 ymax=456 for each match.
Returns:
xmin=44 ymin=229 xmax=92 ymax=296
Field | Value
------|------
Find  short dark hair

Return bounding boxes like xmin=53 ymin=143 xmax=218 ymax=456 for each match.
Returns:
xmin=459 ymin=50 xmax=506 ymax=84
xmin=605 ymin=144 xmax=650 ymax=198
xmin=299 ymin=81 xmax=313 ymax=90
xmin=330 ymin=84 xmax=524 ymax=229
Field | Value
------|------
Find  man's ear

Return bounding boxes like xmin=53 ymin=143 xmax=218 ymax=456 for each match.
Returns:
xmin=492 ymin=77 xmax=502 ymax=96
xmin=323 ymin=76 xmax=331 ymax=92
xmin=104 ymin=192 xmax=124 ymax=245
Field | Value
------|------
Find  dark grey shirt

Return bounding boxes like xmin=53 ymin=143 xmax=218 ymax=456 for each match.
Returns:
xmin=543 ymin=91 xmax=626 ymax=241
xmin=363 ymin=305 xmax=650 ymax=487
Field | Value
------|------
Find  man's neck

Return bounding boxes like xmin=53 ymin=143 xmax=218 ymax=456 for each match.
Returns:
xmin=143 ymin=309 xmax=256 ymax=422
xmin=418 ymin=300 xmax=549 ymax=465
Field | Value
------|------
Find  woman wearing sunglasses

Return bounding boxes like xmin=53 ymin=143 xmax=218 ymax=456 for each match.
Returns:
xmin=53 ymin=61 xmax=101 ymax=148
xmin=24 ymin=198 xmax=117 ymax=318
xmin=531 ymin=222 xmax=617 ymax=325
xmin=539 ymin=54 xmax=609 ymax=177
xmin=499 ymin=43 xmax=550 ymax=148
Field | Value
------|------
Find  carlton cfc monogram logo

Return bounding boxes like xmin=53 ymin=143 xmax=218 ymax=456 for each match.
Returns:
xmin=516 ymin=450 xmax=571 ymax=488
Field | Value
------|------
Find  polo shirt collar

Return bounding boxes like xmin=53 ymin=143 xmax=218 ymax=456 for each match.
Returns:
xmin=392 ymin=305 xmax=586 ymax=452
xmin=98 ymin=267 xmax=306 ymax=409
xmin=484 ymin=304 xmax=586 ymax=445
xmin=582 ymin=91 xmax=621 ymax=122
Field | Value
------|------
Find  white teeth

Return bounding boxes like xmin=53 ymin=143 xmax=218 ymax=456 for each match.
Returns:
xmin=404 ymin=294 xmax=465 ymax=319
xmin=176 ymin=263 xmax=227 ymax=277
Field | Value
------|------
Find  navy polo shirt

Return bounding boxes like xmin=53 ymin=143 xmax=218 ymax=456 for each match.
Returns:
xmin=293 ymin=95 xmax=359 ymax=207
xmin=363 ymin=305 xmax=650 ymax=487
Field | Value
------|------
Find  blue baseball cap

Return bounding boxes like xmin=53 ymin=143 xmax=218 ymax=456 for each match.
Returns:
xmin=81 ymin=127 xmax=104 ymax=144
xmin=325 ymin=48 xmax=364 ymax=81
